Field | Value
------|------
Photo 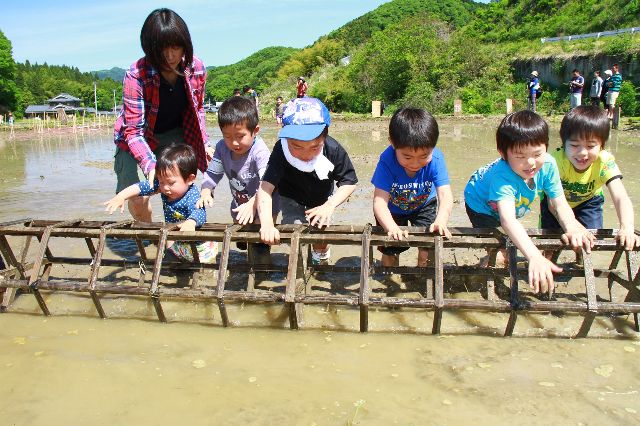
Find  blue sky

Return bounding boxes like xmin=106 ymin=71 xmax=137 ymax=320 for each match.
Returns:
xmin=0 ymin=0 xmax=399 ymax=72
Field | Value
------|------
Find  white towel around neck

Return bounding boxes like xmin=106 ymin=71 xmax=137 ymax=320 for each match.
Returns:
xmin=280 ymin=137 xmax=334 ymax=180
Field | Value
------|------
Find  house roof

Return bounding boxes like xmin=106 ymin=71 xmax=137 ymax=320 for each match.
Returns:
xmin=25 ymin=105 xmax=51 ymax=113
xmin=47 ymin=93 xmax=81 ymax=103
xmin=25 ymin=104 xmax=86 ymax=114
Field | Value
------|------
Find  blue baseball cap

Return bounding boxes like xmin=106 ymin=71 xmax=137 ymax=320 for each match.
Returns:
xmin=278 ymin=97 xmax=331 ymax=141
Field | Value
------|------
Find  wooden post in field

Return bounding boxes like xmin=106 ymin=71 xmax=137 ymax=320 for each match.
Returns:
xmin=612 ymin=106 xmax=620 ymax=129
xmin=506 ymin=98 xmax=513 ymax=114
xmin=454 ymin=99 xmax=462 ymax=117
xmin=371 ymin=101 xmax=381 ymax=118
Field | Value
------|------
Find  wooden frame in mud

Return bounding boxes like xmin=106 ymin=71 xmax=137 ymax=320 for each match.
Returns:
xmin=0 ymin=219 xmax=638 ymax=337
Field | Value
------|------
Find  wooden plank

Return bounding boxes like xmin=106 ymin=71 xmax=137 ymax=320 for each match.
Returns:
xmin=432 ymin=236 xmax=444 ymax=335
xmin=504 ymin=242 xmax=519 ymax=336
xmin=359 ymin=224 xmax=372 ymax=332
xmin=575 ymin=249 xmax=597 ymax=338
xmin=149 ymin=224 xmax=177 ymax=323
xmin=286 ymin=227 xmax=303 ymax=329
xmin=215 ymin=224 xmax=241 ymax=327
xmin=624 ymin=251 xmax=639 ymax=332
xmin=87 ymin=220 xmax=134 ymax=318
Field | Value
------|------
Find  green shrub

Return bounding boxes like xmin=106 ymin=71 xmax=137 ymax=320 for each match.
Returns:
xmin=617 ymin=81 xmax=638 ymax=117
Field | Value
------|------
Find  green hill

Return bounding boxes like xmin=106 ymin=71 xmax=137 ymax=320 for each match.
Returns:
xmin=325 ymin=0 xmax=479 ymax=49
xmin=205 ymin=46 xmax=298 ymax=102
xmin=93 ymin=67 xmax=126 ymax=82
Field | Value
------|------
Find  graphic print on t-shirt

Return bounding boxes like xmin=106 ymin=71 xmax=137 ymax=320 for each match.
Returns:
xmin=389 ymin=181 xmax=433 ymax=212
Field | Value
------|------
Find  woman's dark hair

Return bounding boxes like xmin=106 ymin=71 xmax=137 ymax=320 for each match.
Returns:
xmin=496 ymin=110 xmax=549 ymax=157
xmin=140 ymin=8 xmax=193 ymax=70
xmin=218 ymin=96 xmax=259 ymax=132
xmin=389 ymin=108 xmax=439 ymax=150
xmin=560 ymin=106 xmax=609 ymax=148
xmin=155 ymin=144 xmax=197 ymax=180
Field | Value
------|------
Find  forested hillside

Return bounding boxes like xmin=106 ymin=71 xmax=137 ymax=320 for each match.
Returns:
xmin=15 ymin=61 xmax=121 ymax=115
xmin=325 ymin=0 xmax=479 ymax=49
xmin=205 ymin=46 xmax=298 ymax=102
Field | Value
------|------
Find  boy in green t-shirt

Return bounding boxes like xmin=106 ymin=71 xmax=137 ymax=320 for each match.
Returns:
xmin=540 ymin=106 xmax=639 ymax=250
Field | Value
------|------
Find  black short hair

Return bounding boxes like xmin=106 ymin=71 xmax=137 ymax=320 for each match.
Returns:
xmin=140 ymin=9 xmax=193 ymax=71
xmin=572 ymin=69 xmax=580 ymax=74
xmin=155 ymin=144 xmax=197 ymax=181
xmin=594 ymin=70 xmax=601 ymax=75
xmin=496 ymin=110 xmax=549 ymax=157
xmin=389 ymin=108 xmax=439 ymax=150
xmin=218 ymin=96 xmax=259 ymax=132
xmin=560 ymin=106 xmax=609 ymax=149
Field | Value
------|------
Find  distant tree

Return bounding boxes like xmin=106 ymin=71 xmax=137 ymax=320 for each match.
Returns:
xmin=0 ymin=30 xmax=18 ymax=114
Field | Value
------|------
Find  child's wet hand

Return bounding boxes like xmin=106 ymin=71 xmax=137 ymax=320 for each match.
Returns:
xmin=260 ymin=225 xmax=280 ymax=245
xmin=388 ymin=226 xmax=409 ymax=241
xmin=305 ymin=204 xmax=334 ymax=228
xmin=205 ymin=146 xmax=214 ymax=162
xmin=562 ymin=228 xmax=595 ymax=253
xmin=617 ymin=228 xmax=640 ymax=251
xmin=103 ymin=197 xmax=125 ymax=214
xmin=178 ymin=220 xmax=196 ymax=232
xmin=528 ymin=254 xmax=562 ymax=294
xmin=232 ymin=202 xmax=255 ymax=225
xmin=429 ymin=221 xmax=452 ymax=238
xmin=196 ymin=193 xmax=214 ymax=209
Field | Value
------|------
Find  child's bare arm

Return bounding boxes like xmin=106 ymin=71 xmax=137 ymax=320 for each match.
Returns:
xmin=497 ymin=200 xmax=562 ymax=293
xmin=257 ymin=181 xmax=279 ymax=244
xmin=104 ymin=183 xmax=142 ymax=214
xmin=373 ymin=188 xmax=407 ymax=241
xmin=607 ymin=178 xmax=640 ymax=250
xmin=305 ymin=184 xmax=356 ymax=228
xmin=430 ymin=185 xmax=453 ymax=238
xmin=548 ymin=194 xmax=596 ymax=252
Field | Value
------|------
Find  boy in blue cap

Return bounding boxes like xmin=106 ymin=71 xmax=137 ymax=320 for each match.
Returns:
xmin=257 ymin=97 xmax=358 ymax=264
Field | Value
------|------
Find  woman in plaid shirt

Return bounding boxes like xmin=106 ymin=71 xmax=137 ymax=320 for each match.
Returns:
xmin=113 ymin=8 xmax=210 ymax=222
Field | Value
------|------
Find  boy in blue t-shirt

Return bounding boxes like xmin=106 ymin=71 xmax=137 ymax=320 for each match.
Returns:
xmin=371 ymin=108 xmax=453 ymax=268
xmin=464 ymin=110 xmax=595 ymax=294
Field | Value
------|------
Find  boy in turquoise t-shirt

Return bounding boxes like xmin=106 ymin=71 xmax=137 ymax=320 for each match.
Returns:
xmin=540 ymin=106 xmax=639 ymax=250
xmin=464 ymin=110 xmax=595 ymax=294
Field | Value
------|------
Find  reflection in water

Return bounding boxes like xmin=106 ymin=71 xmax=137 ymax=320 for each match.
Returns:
xmin=0 ymin=121 xmax=639 ymax=424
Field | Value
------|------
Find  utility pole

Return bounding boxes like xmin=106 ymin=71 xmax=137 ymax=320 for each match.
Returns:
xmin=93 ymin=82 xmax=98 ymax=124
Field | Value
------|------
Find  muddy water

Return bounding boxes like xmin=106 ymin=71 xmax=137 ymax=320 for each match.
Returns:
xmin=1 ymin=120 xmax=640 ymax=424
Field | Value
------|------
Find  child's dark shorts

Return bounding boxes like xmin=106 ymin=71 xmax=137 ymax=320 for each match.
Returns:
xmin=280 ymin=195 xmax=319 ymax=225
xmin=465 ymin=203 xmax=501 ymax=229
xmin=540 ymin=194 xmax=604 ymax=230
xmin=377 ymin=198 xmax=437 ymax=256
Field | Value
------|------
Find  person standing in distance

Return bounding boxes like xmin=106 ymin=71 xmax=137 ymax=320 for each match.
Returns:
xmin=296 ymin=77 xmax=308 ymax=98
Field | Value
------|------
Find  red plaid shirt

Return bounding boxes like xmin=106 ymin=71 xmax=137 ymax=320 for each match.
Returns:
xmin=114 ymin=56 xmax=209 ymax=175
